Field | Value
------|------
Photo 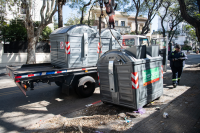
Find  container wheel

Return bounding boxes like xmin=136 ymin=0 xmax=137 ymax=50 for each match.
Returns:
xmin=76 ymin=76 xmax=95 ymax=98
xmin=55 ymin=81 xmax=63 ymax=87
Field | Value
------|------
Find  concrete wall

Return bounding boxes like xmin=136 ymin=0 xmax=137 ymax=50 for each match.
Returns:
xmin=115 ymin=16 xmax=128 ymax=27
xmin=173 ymin=36 xmax=186 ymax=45
xmin=0 ymin=43 xmax=51 ymax=67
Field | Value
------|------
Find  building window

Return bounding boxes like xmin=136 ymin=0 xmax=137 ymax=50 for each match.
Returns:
xmin=21 ymin=3 xmax=26 ymax=14
xmin=115 ymin=21 xmax=118 ymax=26
xmin=121 ymin=21 xmax=125 ymax=26
xmin=139 ymin=24 xmax=143 ymax=31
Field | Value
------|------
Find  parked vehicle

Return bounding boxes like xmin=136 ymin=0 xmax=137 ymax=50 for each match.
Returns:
xmin=121 ymin=35 xmax=150 ymax=49
xmin=6 ymin=25 xmax=122 ymax=97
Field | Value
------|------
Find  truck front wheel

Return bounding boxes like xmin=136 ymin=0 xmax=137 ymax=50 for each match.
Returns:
xmin=76 ymin=76 xmax=95 ymax=98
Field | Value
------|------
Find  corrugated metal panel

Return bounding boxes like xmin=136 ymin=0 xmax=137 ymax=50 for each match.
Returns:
xmin=50 ymin=25 xmax=123 ymax=68
xmin=97 ymin=48 xmax=163 ymax=109
xmin=68 ymin=35 xmax=82 ymax=68
xmin=87 ymin=37 xmax=98 ymax=66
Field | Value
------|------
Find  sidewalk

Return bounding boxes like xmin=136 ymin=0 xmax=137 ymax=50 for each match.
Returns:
xmin=126 ymin=64 xmax=200 ymax=133
xmin=22 ymin=64 xmax=200 ymax=133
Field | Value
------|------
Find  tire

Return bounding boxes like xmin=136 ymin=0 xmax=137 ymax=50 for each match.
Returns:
xmin=55 ymin=81 xmax=63 ymax=87
xmin=75 ymin=76 xmax=95 ymax=98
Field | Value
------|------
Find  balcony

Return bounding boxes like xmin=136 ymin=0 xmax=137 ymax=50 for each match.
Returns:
xmin=115 ymin=26 xmax=131 ymax=34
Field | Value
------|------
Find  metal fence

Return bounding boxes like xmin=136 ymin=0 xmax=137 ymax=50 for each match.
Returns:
xmin=4 ymin=41 xmax=50 ymax=53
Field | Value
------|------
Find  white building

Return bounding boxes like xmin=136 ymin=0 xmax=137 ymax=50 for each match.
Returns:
xmin=0 ymin=0 xmax=53 ymax=67
xmin=2 ymin=0 xmax=54 ymax=30
xmin=84 ymin=6 xmax=152 ymax=39
xmin=157 ymin=17 xmax=187 ymax=46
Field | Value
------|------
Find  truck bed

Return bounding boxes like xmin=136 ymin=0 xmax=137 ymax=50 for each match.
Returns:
xmin=6 ymin=63 xmax=97 ymax=81
xmin=7 ymin=63 xmax=56 ymax=74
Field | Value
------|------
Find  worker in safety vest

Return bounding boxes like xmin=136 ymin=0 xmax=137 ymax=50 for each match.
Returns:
xmin=168 ymin=44 xmax=187 ymax=88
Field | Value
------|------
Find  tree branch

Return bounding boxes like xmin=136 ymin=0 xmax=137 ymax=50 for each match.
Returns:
xmin=141 ymin=0 xmax=163 ymax=35
xmin=133 ymin=0 xmax=140 ymax=35
xmin=50 ymin=0 xmax=56 ymax=15
xmin=38 ymin=0 xmax=58 ymax=35
xmin=40 ymin=0 xmax=46 ymax=24
xmin=88 ymin=0 xmax=98 ymax=26
xmin=177 ymin=0 xmax=200 ymax=27
xmin=80 ymin=0 xmax=92 ymax=24
xmin=46 ymin=1 xmax=58 ymax=24
xmin=45 ymin=0 xmax=50 ymax=18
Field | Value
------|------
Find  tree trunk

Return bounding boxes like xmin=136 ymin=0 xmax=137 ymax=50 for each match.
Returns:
xmin=178 ymin=0 xmax=200 ymax=42
xmin=169 ymin=28 xmax=177 ymax=44
xmin=24 ymin=0 xmax=58 ymax=64
xmin=133 ymin=0 xmax=140 ymax=35
xmin=135 ymin=16 xmax=139 ymax=35
xmin=26 ymin=36 xmax=38 ymax=64
xmin=80 ymin=0 xmax=92 ymax=24
xmin=58 ymin=1 xmax=63 ymax=28
xmin=161 ymin=18 xmax=165 ymax=37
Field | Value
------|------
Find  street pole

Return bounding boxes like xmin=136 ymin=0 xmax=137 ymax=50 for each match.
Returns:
xmin=99 ymin=16 xmax=102 ymax=58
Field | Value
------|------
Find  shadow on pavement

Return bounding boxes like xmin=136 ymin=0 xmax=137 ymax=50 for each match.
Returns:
xmin=0 ymin=56 xmax=199 ymax=133
xmin=21 ymin=69 xmax=200 ymax=133
xmin=0 ymin=81 xmax=101 ymax=132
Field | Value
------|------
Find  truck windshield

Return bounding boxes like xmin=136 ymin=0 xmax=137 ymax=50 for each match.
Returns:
xmin=139 ymin=38 xmax=149 ymax=46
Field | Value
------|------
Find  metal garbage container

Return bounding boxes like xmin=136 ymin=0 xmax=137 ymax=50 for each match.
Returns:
xmin=97 ymin=45 xmax=163 ymax=109
xmin=100 ymin=28 xmax=122 ymax=51
xmin=49 ymin=25 xmax=122 ymax=68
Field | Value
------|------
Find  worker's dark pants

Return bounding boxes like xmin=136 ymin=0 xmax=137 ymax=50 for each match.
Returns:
xmin=171 ymin=67 xmax=183 ymax=84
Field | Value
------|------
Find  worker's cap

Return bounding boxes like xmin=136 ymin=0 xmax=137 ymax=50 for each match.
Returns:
xmin=175 ymin=44 xmax=181 ymax=49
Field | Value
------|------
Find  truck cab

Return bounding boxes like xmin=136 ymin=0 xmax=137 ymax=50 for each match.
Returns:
xmin=121 ymin=35 xmax=150 ymax=49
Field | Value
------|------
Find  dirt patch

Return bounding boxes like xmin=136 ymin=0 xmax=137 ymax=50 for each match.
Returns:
xmin=83 ymin=104 xmax=133 ymax=116
xmin=26 ymin=104 xmax=135 ymax=133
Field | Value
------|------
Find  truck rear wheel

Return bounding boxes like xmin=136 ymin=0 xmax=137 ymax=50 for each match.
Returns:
xmin=76 ymin=76 xmax=95 ymax=98
xmin=55 ymin=81 xmax=63 ymax=87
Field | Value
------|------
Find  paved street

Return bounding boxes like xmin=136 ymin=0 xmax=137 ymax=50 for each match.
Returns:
xmin=0 ymin=53 xmax=199 ymax=133
xmin=0 ymin=76 xmax=101 ymax=133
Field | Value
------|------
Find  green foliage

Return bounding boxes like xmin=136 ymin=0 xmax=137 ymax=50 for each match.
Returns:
xmin=123 ymin=0 xmax=146 ymax=16
xmin=82 ymin=18 xmax=95 ymax=25
xmin=184 ymin=40 xmax=189 ymax=44
xmin=182 ymin=43 xmax=192 ymax=50
xmin=0 ymin=0 xmax=7 ymax=21
xmin=130 ymin=31 xmax=141 ymax=35
xmin=184 ymin=24 xmax=197 ymax=42
xmin=67 ymin=0 xmax=91 ymax=14
xmin=185 ymin=0 xmax=200 ymax=21
xmin=65 ymin=13 xmax=80 ymax=26
xmin=40 ymin=26 xmax=52 ymax=41
xmin=153 ymin=30 xmax=163 ymax=35
xmin=0 ymin=19 xmax=27 ymax=42
xmin=64 ymin=13 xmax=95 ymax=26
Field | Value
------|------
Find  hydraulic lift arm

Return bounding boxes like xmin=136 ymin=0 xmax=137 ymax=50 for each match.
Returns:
xmin=99 ymin=0 xmax=116 ymax=28
xmin=98 ymin=0 xmax=118 ymax=58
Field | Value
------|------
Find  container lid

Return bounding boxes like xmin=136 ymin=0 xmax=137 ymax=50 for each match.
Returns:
xmin=50 ymin=24 xmax=97 ymax=36
xmin=97 ymin=49 xmax=163 ymax=66
xmin=51 ymin=25 xmax=75 ymax=34
xmin=97 ymin=28 xmax=122 ymax=40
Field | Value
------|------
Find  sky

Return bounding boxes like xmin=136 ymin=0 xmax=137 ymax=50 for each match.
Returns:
xmin=57 ymin=4 xmax=159 ymax=33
